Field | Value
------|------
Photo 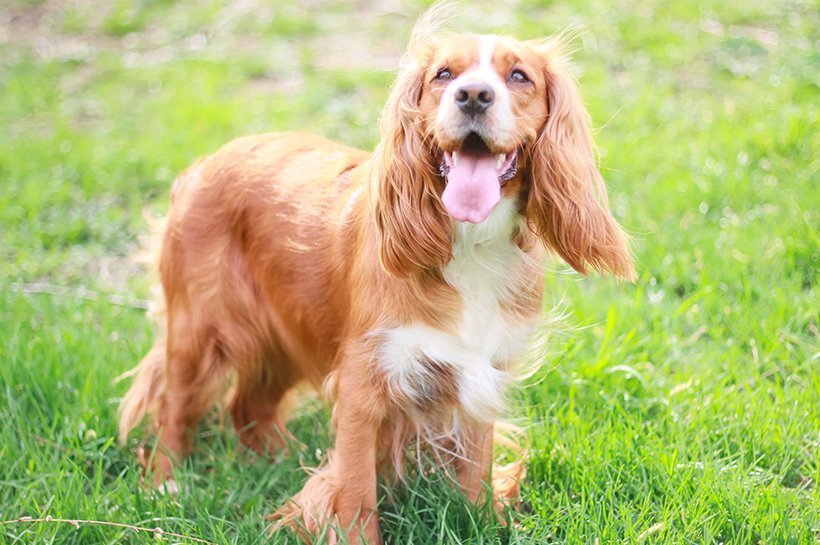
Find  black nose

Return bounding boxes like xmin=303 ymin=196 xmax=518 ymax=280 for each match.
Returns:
xmin=454 ymin=83 xmax=495 ymax=115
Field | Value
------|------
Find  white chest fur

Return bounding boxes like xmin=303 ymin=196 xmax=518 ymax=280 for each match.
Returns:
xmin=378 ymin=199 xmax=536 ymax=424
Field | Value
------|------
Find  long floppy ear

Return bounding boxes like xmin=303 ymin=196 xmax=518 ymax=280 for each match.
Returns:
xmin=371 ymin=9 xmax=453 ymax=277
xmin=527 ymin=43 xmax=635 ymax=280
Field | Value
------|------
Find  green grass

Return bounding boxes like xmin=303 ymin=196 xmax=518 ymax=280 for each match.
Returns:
xmin=1 ymin=0 xmax=817 ymax=543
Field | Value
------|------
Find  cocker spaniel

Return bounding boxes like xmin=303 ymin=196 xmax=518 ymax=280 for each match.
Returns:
xmin=119 ymin=7 xmax=634 ymax=544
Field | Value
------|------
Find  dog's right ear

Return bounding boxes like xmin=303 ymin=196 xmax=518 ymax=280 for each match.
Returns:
xmin=372 ymin=8 xmax=454 ymax=277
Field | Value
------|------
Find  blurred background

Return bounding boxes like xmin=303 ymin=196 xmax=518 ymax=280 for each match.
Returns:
xmin=0 ymin=1 xmax=816 ymax=543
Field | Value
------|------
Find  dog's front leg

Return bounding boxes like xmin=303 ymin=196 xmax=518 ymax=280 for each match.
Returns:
xmin=333 ymin=385 xmax=382 ymax=545
xmin=270 ymin=344 xmax=383 ymax=544
xmin=456 ymin=421 xmax=494 ymax=503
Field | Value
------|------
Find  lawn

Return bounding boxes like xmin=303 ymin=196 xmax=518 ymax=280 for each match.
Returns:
xmin=0 ymin=0 xmax=817 ymax=543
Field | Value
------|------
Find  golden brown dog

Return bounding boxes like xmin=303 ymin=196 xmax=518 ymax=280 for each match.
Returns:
xmin=118 ymin=7 xmax=634 ymax=544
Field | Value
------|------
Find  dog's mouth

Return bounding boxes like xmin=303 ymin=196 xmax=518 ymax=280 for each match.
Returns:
xmin=438 ymin=132 xmax=518 ymax=224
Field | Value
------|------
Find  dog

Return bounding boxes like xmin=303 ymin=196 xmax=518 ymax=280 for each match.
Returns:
xmin=118 ymin=6 xmax=634 ymax=544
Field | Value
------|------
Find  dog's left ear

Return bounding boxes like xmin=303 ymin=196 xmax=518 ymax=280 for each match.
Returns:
xmin=526 ymin=42 xmax=635 ymax=280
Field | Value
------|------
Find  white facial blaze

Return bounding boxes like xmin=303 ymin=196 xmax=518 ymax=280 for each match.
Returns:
xmin=477 ymin=35 xmax=497 ymax=76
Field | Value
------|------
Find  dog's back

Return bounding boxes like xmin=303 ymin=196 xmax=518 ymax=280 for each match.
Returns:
xmin=119 ymin=132 xmax=371 ymax=452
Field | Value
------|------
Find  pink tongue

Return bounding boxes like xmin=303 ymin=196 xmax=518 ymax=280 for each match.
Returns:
xmin=442 ymin=154 xmax=500 ymax=223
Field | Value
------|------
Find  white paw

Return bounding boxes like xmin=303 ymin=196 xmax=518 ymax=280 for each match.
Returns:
xmin=158 ymin=479 xmax=179 ymax=496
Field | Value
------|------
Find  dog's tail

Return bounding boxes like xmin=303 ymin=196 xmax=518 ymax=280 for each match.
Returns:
xmin=116 ymin=339 xmax=166 ymax=444
xmin=116 ymin=213 xmax=168 ymax=444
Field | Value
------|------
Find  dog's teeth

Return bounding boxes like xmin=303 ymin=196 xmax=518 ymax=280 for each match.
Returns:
xmin=452 ymin=151 xmax=458 ymax=167
xmin=496 ymin=154 xmax=506 ymax=171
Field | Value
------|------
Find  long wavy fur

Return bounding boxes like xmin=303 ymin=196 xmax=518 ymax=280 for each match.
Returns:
xmin=526 ymin=37 xmax=636 ymax=280
xmin=371 ymin=5 xmax=456 ymax=277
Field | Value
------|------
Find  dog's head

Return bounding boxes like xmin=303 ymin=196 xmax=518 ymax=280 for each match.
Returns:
xmin=374 ymin=9 xmax=635 ymax=280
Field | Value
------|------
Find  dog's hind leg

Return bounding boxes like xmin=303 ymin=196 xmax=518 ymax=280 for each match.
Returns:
xmin=229 ymin=363 xmax=296 ymax=455
xmin=148 ymin=310 xmax=226 ymax=485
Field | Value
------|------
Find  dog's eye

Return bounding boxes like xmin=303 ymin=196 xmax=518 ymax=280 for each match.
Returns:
xmin=435 ymin=68 xmax=453 ymax=81
xmin=509 ymin=69 xmax=530 ymax=84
